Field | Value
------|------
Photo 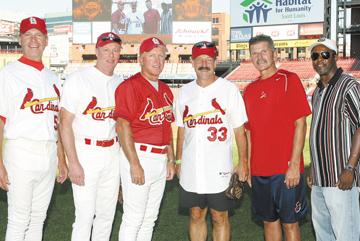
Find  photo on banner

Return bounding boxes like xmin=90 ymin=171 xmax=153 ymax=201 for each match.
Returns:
xmin=111 ymin=0 xmax=172 ymax=35
xmin=73 ymin=0 xmax=112 ymax=21
xmin=173 ymin=0 xmax=211 ymax=21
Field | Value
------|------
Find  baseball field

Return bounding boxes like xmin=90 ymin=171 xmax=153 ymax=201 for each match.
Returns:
xmin=0 ymin=119 xmax=316 ymax=241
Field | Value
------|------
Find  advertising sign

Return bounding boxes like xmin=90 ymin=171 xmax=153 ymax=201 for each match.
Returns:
xmin=253 ymin=24 xmax=298 ymax=40
xmin=231 ymin=0 xmax=324 ymax=27
xmin=231 ymin=27 xmax=252 ymax=42
xmin=230 ymin=38 xmax=317 ymax=50
xmin=173 ymin=21 xmax=212 ymax=44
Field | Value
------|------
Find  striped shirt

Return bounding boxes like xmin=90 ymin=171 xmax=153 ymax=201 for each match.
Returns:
xmin=310 ymin=68 xmax=360 ymax=187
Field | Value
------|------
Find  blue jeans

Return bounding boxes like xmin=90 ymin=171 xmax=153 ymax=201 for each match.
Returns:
xmin=311 ymin=186 xmax=360 ymax=241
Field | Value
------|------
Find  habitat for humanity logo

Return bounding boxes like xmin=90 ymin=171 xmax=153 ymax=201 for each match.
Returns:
xmin=241 ymin=0 xmax=272 ymax=24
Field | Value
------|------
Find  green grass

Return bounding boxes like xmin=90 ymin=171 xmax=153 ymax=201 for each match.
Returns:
xmin=0 ymin=179 xmax=315 ymax=241
xmin=0 ymin=117 xmax=315 ymax=240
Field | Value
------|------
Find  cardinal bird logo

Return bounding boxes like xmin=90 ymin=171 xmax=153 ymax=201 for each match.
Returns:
xmin=53 ymin=84 xmax=60 ymax=98
xmin=139 ymin=98 xmax=172 ymax=125
xmin=211 ymin=98 xmax=225 ymax=115
xmin=83 ymin=96 xmax=97 ymax=115
xmin=20 ymin=88 xmax=34 ymax=109
xmin=140 ymin=98 xmax=154 ymax=121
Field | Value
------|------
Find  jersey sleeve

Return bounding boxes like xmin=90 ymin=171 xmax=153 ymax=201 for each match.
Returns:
xmin=228 ymin=84 xmax=248 ymax=128
xmin=0 ymin=70 xmax=10 ymax=119
xmin=285 ymin=73 xmax=311 ymax=121
xmin=174 ymin=90 xmax=184 ymax=127
xmin=345 ymin=83 xmax=360 ymax=129
xmin=113 ymin=80 xmax=138 ymax=122
xmin=60 ymin=74 xmax=80 ymax=114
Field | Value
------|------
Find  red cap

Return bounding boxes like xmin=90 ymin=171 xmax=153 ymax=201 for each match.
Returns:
xmin=96 ymin=32 xmax=122 ymax=48
xmin=139 ymin=37 xmax=166 ymax=54
xmin=20 ymin=17 xmax=47 ymax=35
xmin=192 ymin=41 xmax=218 ymax=59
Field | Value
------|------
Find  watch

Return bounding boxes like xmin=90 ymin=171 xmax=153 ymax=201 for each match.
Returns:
xmin=345 ymin=164 xmax=356 ymax=173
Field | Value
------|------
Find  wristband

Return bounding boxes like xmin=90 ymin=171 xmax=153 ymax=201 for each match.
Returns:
xmin=175 ymin=159 xmax=182 ymax=165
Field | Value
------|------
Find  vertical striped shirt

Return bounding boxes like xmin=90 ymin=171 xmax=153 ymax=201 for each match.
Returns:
xmin=310 ymin=68 xmax=360 ymax=187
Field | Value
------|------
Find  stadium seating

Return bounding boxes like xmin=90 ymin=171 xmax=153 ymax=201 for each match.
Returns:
xmin=227 ymin=58 xmax=360 ymax=91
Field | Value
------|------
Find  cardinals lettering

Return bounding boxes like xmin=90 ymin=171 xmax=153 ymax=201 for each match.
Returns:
xmin=139 ymin=97 xmax=173 ymax=125
xmin=82 ymin=96 xmax=114 ymax=121
xmin=20 ymin=86 xmax=59 ymax=114
xmin=183 ymin=98 xmax=226 ymax=128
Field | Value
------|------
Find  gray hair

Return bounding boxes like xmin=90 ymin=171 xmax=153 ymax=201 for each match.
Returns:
xmin=249 ymin=34 xmax=275 ymax=51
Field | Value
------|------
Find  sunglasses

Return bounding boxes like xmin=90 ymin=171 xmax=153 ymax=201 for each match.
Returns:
xmin=311 ymin=51 xmax=333 ymax=61
xmin=194 ymin=41 xmax=215 ymax=48
xmin=101 ymin=36 xmax=122 ymax=43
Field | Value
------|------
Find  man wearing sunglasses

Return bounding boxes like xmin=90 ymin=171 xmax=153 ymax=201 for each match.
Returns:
xmin=243 ymin=34 xmax=311 ymax=241
xmin=174 ymin=41 xmax=248 ymax=241
xmin=60 ymin=32 xmax=123 ymax=241
xmin=308 ymin=37 xmax=360 ymax=241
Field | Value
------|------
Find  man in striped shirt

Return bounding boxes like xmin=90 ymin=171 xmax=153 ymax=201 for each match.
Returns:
xmin=308 ymin=37 xmax=360 ymax=241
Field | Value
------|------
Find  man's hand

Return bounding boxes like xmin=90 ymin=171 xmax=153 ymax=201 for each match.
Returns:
xmin=69 ymin=162 xmax=85 ymax=186
xmin=0 ymin=163 xmax=9 ymax=191
xmin=166 ymin=162 xmax=175 ymax=181
xmin=285 ymin=162 xmax=300 ymax=189
xmin=234 ymin=162 xmax=248 ymax=182
xmin=306 ymin=170 xmax=313 ymax=189
xmin=57 ymin=160 xmax=68 ymax=184
xmin=337 ymin=170 xmax=355 ymax=190
xmin=130 ymin=163 xmax=145 ymax=185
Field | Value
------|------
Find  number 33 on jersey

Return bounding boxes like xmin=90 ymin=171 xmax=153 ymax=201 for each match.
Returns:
xmin=175 ymin=77 xmax=248 ymax=193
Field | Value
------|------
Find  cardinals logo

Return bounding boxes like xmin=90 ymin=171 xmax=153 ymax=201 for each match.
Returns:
xmin=139 ymin=96 xmax=173 ymax=125
xmin=183 ymin=98 xmax=225 ymax=128
xmin=20 ymin=86 xmax=59 ymax=114
xmin=82 ymin=96 xmax=114 ymax=121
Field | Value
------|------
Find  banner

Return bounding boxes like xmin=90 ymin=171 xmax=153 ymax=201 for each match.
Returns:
xmin=253 ymin=24 xmax=298 ymax=40
xmin=231 ymin=0 xmax=324 ymax=27
xmin=230 ymin=38 xmax=318 ymax=50
xmin=172 ymin=21 xmax=212 ymax=44
xmin=231 ymin=27 xmax=252 ymax=42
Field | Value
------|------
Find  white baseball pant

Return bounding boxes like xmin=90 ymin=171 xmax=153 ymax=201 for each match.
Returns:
xmin=118 ymin=143 xmax=167 ymax=241
xmin=3 ymin=139 xmax=57 ymax=241
xmin=71 ymin=140 xmax=121 ymax=241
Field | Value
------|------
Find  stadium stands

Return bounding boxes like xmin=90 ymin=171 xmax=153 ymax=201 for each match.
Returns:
xmin=227 ymin=58 xmax=360 ymax=91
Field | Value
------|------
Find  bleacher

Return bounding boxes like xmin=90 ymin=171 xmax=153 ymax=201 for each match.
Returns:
xmin=64 ymin=63 xmax=196 ymax=80
xmin=226 ymin=58 xmax=360 ymax=91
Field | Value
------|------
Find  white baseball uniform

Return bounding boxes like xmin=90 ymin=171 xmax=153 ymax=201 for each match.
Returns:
xmin=60 ymin=66 xmax=123 ymax=241
xmin=0 ymin=58 xmax=61 ymax=241
xmin=127 ymin=11 xmax=144 ymax=34
xmin=175 ymin=77 xmax=247 ymax=194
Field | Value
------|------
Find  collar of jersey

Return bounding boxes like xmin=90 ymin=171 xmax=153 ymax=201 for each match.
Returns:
xmin=18 ymin=56 xmax=44 ymax=71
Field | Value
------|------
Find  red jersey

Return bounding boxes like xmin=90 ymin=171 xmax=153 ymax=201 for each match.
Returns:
xmin=114 ymin=73 xmax=174 ymax=146
xmin=243 ymin=69 xmax=311 ymax=176
xmin=112 ymin=10 xmax=128 ymax=32
xmin=143 ymin=9 xmax=160 ymax=34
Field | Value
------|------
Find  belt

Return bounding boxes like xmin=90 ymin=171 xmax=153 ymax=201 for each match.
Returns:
xmin=84 ymin=137 xmax=119 ymax=147
xmin=139 ymin=144 xmax=167 ymax=154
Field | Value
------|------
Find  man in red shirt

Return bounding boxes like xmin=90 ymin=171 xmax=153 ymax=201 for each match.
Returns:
xmin=143 ymin=0 xmax=160 ymax=34
xmin=111 ymin=1 xmax=128 ymax=34
xmin=242 ymin=34 xmax=311 ymax=241
xmin=114 ymin=37 xmax=175 ymax=241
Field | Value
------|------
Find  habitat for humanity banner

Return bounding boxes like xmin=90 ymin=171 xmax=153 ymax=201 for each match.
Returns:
xmin=230 ymin=0 xmax=324 ymax=27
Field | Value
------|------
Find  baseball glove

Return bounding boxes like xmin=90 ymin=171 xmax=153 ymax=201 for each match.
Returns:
xmin=225 ymin=173 xmax=245 ymax=200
